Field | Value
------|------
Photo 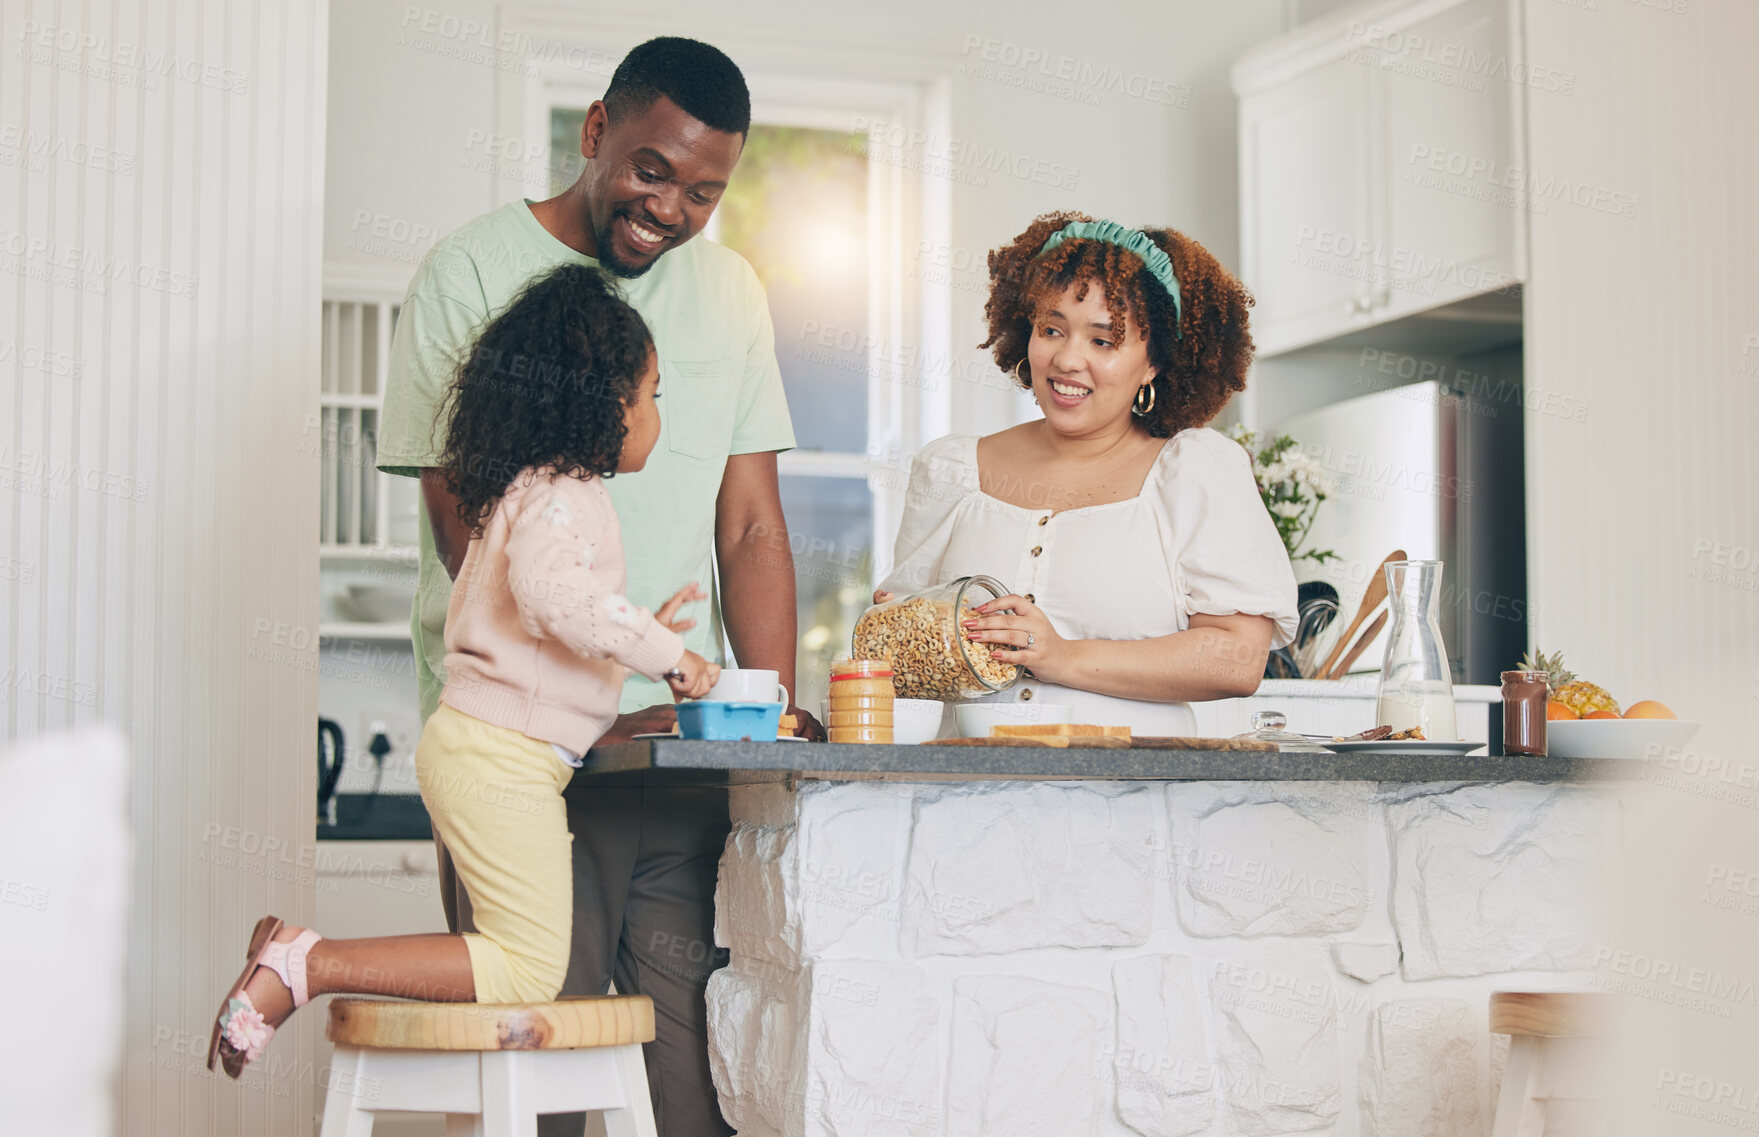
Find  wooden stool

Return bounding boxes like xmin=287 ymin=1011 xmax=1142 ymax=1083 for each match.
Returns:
xmin=1489 ymin=992 xmax=1613 ymax=1137
xmin=319 ymin=995 xmax=658 ymax=1137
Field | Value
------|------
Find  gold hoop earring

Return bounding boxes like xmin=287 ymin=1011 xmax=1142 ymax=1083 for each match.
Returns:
xmin=1133 ymin=381 xmax=1156 ymax=416
xmin=1013 ymin=358 xmax=1030 ymax=386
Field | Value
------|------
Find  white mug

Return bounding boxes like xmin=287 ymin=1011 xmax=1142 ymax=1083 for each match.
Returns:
xmin=705 ymin=668 xmax=789 ymax=706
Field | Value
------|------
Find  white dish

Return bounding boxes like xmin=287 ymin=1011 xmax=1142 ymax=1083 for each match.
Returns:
xmin=336 ymin=583 xmax=416 ymax=624
xmin=1545 ymin=718 xmax=1700 ymax=760
xmin=954 ymin=701 xmax=1072 ymax=738
xmin=1323 ymin=739 xmax=1485 ymax=756
xmin=893 ymin=699 xmax=945 ymax=745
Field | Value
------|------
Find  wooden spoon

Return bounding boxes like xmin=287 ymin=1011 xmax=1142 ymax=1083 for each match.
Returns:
xmin=1326 ymin=608 xmax=1388 ymax=680
xmin=1313 ymin=548 xmax=1407 ymax=679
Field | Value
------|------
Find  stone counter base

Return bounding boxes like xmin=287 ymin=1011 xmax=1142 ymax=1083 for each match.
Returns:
xmin=707 ymin=779 xmax=1613 ymax=1137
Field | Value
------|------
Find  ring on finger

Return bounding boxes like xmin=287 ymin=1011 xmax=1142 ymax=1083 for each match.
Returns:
xmin=1026 ymin=632 xmax=1035 ymax=649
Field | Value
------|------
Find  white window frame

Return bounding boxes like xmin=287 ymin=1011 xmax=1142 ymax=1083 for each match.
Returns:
xmin=494 ymin=8 xmax=955 ymax=579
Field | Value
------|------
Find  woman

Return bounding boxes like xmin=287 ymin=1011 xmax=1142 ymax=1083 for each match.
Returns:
xmin=875 ymin=213 xmax=1297 ymax=734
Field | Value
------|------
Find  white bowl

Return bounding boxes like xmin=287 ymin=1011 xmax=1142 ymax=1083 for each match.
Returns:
xmin=892 ymin=699 xmax=945 ymax=745
xmin=1546 ymin=718 xmax=1700 ymax=760
xmin=339 ymin=582 xmax=416 ymax=624
xmin=954 ymin=701 xmax=1072 ymax=738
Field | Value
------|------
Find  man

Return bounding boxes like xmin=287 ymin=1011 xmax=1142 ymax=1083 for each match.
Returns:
xmin=377 ymin=37 xmax=818 ymax=1136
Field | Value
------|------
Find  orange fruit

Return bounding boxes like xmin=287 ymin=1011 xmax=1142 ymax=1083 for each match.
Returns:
xmin=1623 ymin=700 xmax=1676 ymax=719
xmin=1584 ymin=710 xmax=1620 ymax=720
xmin=1545 ymin=701 xmax=1579 ymax=720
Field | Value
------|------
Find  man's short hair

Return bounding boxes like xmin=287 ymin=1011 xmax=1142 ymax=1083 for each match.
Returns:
xmin=603 ymin=37 xmax=751 ymax=137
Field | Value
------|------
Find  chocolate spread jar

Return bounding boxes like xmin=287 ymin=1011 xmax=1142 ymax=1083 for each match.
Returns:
xmin=1501 ymin=670 xmax=1549 ymax=756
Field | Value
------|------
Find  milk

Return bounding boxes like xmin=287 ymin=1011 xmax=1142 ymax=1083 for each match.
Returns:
xmin=1377 ymin=680 xmax=1458 ymax=740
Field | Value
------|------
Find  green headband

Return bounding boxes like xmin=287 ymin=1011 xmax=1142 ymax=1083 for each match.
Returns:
xmin=1035 ymin=220 xmax=1183 ymax=337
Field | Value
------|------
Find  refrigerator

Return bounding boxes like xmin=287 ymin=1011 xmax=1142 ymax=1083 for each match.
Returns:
xmin=1273 ymin=372 xmax=1527 ymax=686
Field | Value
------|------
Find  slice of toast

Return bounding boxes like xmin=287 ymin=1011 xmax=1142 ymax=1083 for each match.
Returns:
xmin=991 ymin=723 xmax=1131 ymax=739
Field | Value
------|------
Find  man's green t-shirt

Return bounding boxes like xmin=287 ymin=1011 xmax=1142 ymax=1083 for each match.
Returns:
xmin=377 ymin=200 xmax=796 ymax=722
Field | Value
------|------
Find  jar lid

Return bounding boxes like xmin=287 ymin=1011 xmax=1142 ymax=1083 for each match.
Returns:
xmin=831 ymin=658 xmax=894 ymax=680
xmin=1500 ymin=670 xmax=1549 ymax=681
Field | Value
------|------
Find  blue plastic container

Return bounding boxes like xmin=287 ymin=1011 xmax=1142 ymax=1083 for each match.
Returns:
xmin=675 ymin=700 xmax=785 ymax=741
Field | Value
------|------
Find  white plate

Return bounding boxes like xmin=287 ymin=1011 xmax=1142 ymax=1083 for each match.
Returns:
xmin=1323 ymin=739 xmax=1485 ymax=755
xmin=1546 ymin=718 xmax=1699 ymax=760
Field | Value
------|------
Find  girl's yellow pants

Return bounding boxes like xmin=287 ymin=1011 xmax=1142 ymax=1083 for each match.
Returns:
xmin=415 ymin=703 xmax=574 ymax=1003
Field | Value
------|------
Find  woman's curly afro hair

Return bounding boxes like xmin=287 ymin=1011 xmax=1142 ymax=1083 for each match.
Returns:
xmin=979 ymin=211 xmax=1255 ymax=437
xmin=435 ymin=263 xmax=654 ymax=535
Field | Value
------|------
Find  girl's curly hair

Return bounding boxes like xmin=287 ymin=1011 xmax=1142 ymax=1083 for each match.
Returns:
xmin=434 ymin=263 xmax=654 ymax=535
xmin=979 ymin=212 xmax=1255 ymax=437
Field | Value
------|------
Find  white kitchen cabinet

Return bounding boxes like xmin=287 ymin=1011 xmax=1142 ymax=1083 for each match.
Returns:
xmin=1235 ymin=0 xmax=1525 ymax=356
xmin=1239 ymin=55 xmax=1379 ymax=355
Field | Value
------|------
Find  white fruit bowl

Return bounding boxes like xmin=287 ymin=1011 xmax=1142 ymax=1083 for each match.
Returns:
xmin=953 ymin=701 xmax=1072 ymax=738
xmin=1546 ymin=718 xmax=1700 ymax=760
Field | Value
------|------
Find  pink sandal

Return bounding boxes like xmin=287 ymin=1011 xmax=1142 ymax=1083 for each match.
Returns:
xmin=207 ymin=915 xmax=324 ymax=1078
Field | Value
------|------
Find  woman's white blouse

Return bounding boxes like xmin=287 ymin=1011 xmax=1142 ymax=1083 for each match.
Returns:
xmin=877 ymin=428 xmax=1299 ymax=735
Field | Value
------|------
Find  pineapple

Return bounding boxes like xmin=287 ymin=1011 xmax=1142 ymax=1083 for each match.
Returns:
xmin=1519 ymin=648 xmax=1621 ymax=716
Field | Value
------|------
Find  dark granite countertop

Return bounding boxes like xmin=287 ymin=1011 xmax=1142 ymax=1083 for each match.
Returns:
xmin=573 ymin=739 xmax=1629 ymax=786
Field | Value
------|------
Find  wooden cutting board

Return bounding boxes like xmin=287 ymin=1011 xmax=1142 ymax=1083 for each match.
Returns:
xmin=932 ymin=736 xmax=1131 ymax=748
xmin=1130 ymin=737 xmax=1279 ymax=751
xmin=930 ymin=736 xmax=1274 ymax=750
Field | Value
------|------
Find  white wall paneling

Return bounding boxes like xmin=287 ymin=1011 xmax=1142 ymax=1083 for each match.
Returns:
xmin=1517 ymin=0 xmax=1759 ymax=1121
xmin=0 ymin=1 xmax=327 ymax=1133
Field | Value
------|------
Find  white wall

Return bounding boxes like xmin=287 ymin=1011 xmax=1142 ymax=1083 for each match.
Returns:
xmin=1518 ymin=0 xmax=1759 ymax=1124
xmin=0 ymin=1 xmax=326 ymax=1133
xmin=324 ymin=0 xmax=1288 ymax=438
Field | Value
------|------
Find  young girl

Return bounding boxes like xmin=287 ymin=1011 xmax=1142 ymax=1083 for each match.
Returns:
xmin=209 ymin=263 xmax=718 ymax=1078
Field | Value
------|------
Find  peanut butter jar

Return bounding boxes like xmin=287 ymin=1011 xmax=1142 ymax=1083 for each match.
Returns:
xmin=828 ymin=659 xmax=894 ymax=744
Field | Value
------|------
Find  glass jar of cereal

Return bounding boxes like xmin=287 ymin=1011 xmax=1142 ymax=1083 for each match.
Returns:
xmin=851 ymin=575 xmax=1022 ymax=701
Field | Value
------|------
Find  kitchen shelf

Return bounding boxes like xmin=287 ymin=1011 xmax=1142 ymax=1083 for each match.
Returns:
xmin=319 ymin=621 xmax=414 ymax=642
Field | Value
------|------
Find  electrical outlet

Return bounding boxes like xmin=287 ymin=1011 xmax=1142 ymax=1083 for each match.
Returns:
xmin=353 ymin=710 xmax=421 ymax=795
xmin=356 ymin=712 xmax=418 ymax=761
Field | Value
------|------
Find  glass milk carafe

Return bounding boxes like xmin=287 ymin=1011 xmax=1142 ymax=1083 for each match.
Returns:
xmin=1375 ymin=560 xmax=1458 ymax=740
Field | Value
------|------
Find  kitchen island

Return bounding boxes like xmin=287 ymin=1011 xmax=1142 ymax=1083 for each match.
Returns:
xmin=574 ymin=741 xmax=1623 ymax=1137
